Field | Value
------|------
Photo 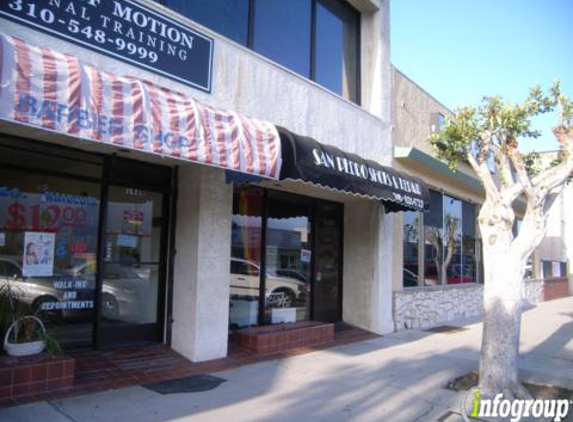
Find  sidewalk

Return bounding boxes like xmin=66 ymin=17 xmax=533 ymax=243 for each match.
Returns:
xmin=2 ymin=297 xmax=572 ymax=422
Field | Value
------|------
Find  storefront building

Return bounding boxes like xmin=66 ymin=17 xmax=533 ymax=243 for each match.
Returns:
xmin=534 ymin=152 xmax=572 ymax=300
xmin=0 ymin=0 xmax=434 ymax=362
xmin=390 ymin=68 xmax=569 ymax=331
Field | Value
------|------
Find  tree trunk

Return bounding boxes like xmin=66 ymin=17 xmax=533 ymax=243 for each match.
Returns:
xmin=479 ymin=254 xmax=526 ymax=397
xmin=477 ymin=209 xmax=531 ymax=399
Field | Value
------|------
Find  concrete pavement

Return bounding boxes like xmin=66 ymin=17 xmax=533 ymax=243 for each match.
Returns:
xmin=2 ymin=296 xmax=572 ymax=422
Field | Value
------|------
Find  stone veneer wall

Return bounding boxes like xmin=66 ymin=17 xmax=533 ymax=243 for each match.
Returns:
xmin=393 ymin=284 xmax=483 ymax=331
xmin=393 ymin=281 xmax=545 ymax=331
xmin=523 ymin=280 xmax=544 ymax=305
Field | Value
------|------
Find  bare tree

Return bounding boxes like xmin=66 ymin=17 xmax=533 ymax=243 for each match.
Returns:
xmin=429 ymin=82 xmax=573 ymax=398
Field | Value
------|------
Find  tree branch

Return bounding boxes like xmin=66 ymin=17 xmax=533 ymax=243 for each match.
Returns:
xmin=531 ymin=127 xmax=573 ymax=196
xmin=467 ymin=152 xmax=500 ymax=202
xmin=506 ymin=145 xmax=537 ymax=202
xmin=496 ymin=146 xmax=516 ymax=189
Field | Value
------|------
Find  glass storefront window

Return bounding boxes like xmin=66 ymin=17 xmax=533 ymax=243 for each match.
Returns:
xmin=0 ymin=139 xmax=172 ymax=350
xmin=411 ymin=190 xmax=478 ymax=288
xmin=265 ymin=197 xmax=311 ymax=325
xmin=462 ymin=201 xmax=477 ymax=284
xmin=0 ymin=167 xmax=101 ymax=349
xmin=424 ymin=191 xmax=443 ymax=286
xmin=443 ymin=195 xmax=462 ymax=284
xmin=229 ymin=187 xmax=342 ymax=329
xmin=229 ymin=189 xmax=263 ymax=329
xmin=403 ymin=211 xmax=420 ymax=287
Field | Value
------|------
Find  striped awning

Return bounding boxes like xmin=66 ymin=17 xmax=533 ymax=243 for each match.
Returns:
xmin=0 ymin=33 xmax=281 ymax=179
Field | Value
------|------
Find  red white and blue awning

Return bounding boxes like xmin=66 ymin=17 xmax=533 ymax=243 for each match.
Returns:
xmin=0 ymin=33 xmax=281 ymax=179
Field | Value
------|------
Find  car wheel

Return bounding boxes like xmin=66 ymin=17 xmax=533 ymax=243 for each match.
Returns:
xmin=101 ymin=293 xmax=120 ymax=320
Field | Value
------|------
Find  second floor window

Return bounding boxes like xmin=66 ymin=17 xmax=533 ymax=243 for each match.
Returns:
xmin=162 ymin=0 xmax=360 ymax=104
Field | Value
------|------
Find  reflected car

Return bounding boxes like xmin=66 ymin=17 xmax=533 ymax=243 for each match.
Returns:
xmin=229 ymin=258 xmax=305 ymax=307
xmin=0 ymin=257 xmax=95 ymax=321
xmin=0 ymin=257 xmax=152 ymax=323
xmin=276 ymin=269 xmax=307 ymax=283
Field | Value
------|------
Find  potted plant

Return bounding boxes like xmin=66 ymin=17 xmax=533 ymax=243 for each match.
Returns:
xmin=0 ymin=275 xmax=61 ymax=357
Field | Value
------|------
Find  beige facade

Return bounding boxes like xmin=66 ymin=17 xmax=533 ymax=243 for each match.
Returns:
xmin=391 ymin=68 xmax=485 ymax=292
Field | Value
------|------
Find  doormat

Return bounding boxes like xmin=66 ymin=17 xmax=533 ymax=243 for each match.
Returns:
xmin=143 ymin=374 xmax=227 ymax=394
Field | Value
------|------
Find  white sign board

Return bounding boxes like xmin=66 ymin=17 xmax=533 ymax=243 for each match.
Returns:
xmin=22 ymin=232 xmax=55 ymax=277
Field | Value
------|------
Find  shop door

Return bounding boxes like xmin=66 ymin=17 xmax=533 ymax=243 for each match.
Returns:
xmin=312 ymin=202 xmax=343 ymax=322
xmin=99 ymin=185 xmax=167 ymax=347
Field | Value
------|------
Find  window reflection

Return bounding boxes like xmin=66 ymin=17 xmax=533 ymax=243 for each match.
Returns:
xmin=164 ymin=0 xmax=250 ymax=45
xmin=229 ymin=188 xmax=342 ymax=328
xmin=315 ymin=0 xmax=359 ymax=101
xmin=265 ymin=198 xmax=311 ymax=324
xmin=102 ymin=187 xmax=163 ymax=327
xmin=417 ymin=191 xmax=477 ymax=287
xmin=253 ymin=0 xmax=312 ymax=78
xmin=162 ymin=0 xmax=360 ymax=103
xmin=443 ymin=195 xmax=462 ymax=284
xmin=229 ymin=189 xmax=263 ymax=329
xmin=424 ymin=191 xmax=443 ymax=285
xmin=403 ymin=211 xmax=420 ymax=287
xmin=462 ymin=201 xmax=477 ymax=284
xmin=0 ymin=167 xmax=100 ymax=349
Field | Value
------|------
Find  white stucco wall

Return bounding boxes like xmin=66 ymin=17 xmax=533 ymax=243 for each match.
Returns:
xmin=172 ymin=165 xmax=233 ymax=361
xmin=343 ymin=200 xmax=394 ymax=334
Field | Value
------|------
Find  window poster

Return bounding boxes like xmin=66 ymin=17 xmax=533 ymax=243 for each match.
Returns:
xmin=22 ymin=232 xmax=56 ymax=277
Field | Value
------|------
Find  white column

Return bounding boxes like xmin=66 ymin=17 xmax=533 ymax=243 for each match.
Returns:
xmin=342 ymin=200 xmax=395 ymax=334
xmin=373 ymin=207 xmax=397 ymax=333
xmin=171 ymin=165 xmax=233 ymax=362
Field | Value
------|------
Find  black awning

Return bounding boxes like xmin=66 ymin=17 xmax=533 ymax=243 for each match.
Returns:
xmin=278 ymin=127 xmax=429 ymax=212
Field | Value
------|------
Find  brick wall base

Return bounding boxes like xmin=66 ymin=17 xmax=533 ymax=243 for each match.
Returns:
xmin=543 ymin=278 xmax=570 ymax=301
xmin=0 ymin=354 xmax=75 ymax=400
